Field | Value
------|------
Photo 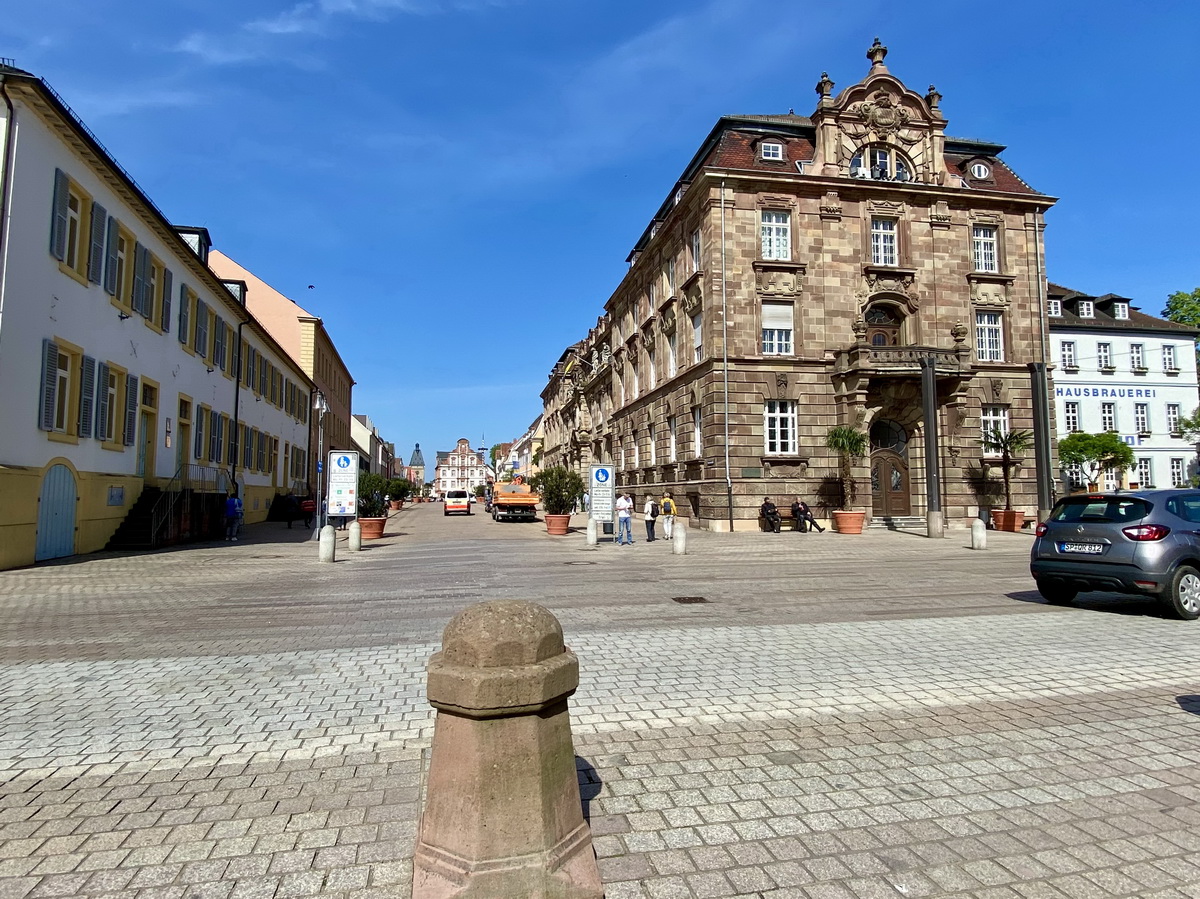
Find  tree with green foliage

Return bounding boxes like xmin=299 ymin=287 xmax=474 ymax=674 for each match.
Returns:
xmin=980 ymin=427 xmax=1034 ymax=510
xmin=1058 ymin=432 xmax=1135 ymax=488
xmin=825 ymin=425 xmax=869 ymax=510
xmin=489 ymin=443 xmax=504 ymax=468
xmin=1163 ymin=288 xmax=1200 ymax=365
xmin=530 ymin=466 xmax=584 ymax=516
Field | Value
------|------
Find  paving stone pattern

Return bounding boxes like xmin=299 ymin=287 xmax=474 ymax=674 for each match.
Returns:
xmin=0 ymin=507 xmax=1198 ymax=897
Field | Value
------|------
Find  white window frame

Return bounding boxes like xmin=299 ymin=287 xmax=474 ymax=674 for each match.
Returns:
xmin=691 ymin=312 xmax=702 ymax=363
xmin=1163 ymin=344 xmax=1178 ymax=371
xmin=1064 ymin=462 xmax=1085 ymax=489
xmin=871 ymin=218 xmax=897 ymax=266
xmin=668 ymin=414 xmax=677 ymax=462
xmin=648 ymin=423 xmax=656 ymax=465
xmin=1047 ymin=299 xmax=1062 ymax=317
xmin=1100 ymin=402 xmax=1116 ymax=432
xmin=647 ymin=349 xmax=656 ymax=389
xmin=760 ymin=141 xmax=784 ymax=161
xmin=1078 ymin=300 xmax=1094 ymax=318
xmin=1060 ymin=341 xmax=1077 ymax=369
xmin=1063 ymin=401 xmax=1080 ymax=433
xmin=972 ymin=225 xmax=998 ymax=273
xmin=1113 ymin=302 xmax=1129 ymax=320
xmin=981 ymin=405 xmax=1010 ymax=449
xmin=1167 ymin=403 xmax=1181 ymax=435
xmin=764 ymin=400 xmax=798 ymax=455
xmin=53 ymin=351 xmax=71 ymax=432
xmin=1136 ymin=457 xmax=1153 ymax=488
xmin=975 ymin=311 xmax=1004 ymax=362
xmin=1097 ymin=342 xmax=1113 ymax=370
xmin=1171 ymin=457 xmax=1186 ymax=487
xmin=1131 ymin=343 xmax=1145 ymax=371
xmin=760 ymin=210 xmax=791 ymax=261
xmin=1134 ymin=402 xmax=1149 ymax=434
xmin=692 ymin=406 xmax=702 ymax=457
xmin=761 ymin=302 xmax=794 ymax=356
xmin=632 ymin=431 xmax=639 ymax=468
xmin=667 ymin=331 xmax=677 ymax=378
xmin=689 ymin=229 xmax=701 ymax=274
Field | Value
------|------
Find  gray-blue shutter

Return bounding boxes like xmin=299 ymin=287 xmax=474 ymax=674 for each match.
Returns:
xmin=178 ymin=283 xmax=189 ymax=344
xmin=78 ymin=355 xmax=96 ymax=439
xmin=160 ymin=268 xmax=173 ymax=332
xmin=194 ymin=410 xmax=205 ymax=460
xmin=103 ymin=216 xmax=119 ymax=295
xmin=194 ymin=300 xmax=208 ymax=355
xmin=132 ymin=243 xmax=147 ymax=316
xmin=39 ymin=339 xmax=59 ymax=430
xmin=123 ymin=375 xmax=139 ymax=446
xmin=95 ymin=362 xmax=110 ymax=440
xmin=213 ymin=315 xmax=225 ymax=369
xmin=209 ymin=409 xmax=220 ymax=461
xmin=87 ymin=202 xmax=107 ymax=283
xmin=50 ymin=169 xmax=69 ymax=261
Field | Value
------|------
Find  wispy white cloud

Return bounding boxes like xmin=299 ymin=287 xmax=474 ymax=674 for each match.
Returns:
xmin=66 ymin=87 xmax=205 ymax=120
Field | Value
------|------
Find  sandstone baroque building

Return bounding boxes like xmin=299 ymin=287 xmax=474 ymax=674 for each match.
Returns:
xmin=542 ymin=41 xmax=1057 ymax=530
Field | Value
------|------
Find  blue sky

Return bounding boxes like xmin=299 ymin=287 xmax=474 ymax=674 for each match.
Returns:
xmin=4 ymin=1 xmax=1198 ymax=464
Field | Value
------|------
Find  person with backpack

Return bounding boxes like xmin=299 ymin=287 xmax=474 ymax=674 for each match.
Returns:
xmin=660 ymin=491 xmax=677 ymax=539
xmin=643 ymin=494 xmax=660 ymax=542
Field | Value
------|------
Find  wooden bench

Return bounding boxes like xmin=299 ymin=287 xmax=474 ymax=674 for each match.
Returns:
xmin=759 ymin=511 xmax=803 ymax=532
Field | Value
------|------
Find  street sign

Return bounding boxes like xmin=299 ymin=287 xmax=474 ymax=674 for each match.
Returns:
xmin=589 ymin=464 xmax=614 ymax=520
xmin=327 ymin=451 xmax=359 ymax=518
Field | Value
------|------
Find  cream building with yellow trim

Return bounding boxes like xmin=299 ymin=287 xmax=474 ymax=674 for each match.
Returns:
xmin=0 ymin=63 xmax=313 ymax=569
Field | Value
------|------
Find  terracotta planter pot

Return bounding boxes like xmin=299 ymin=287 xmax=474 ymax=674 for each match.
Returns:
xmin=831 ymin=510 xmax=866 ymax=534
xmin=358 ymin=517 xmax=386 ymax=539
xmin=390 ymin=500 xmax=402 ymax=510
xmin=990 ymin=509 xmax=1026 ymax=532
xmin=544 ymin=513 xmax=571 ymax=535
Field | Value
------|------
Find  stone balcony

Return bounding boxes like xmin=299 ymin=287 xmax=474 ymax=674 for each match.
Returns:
xmin=832 ymin=342 xmax=973 ymax=379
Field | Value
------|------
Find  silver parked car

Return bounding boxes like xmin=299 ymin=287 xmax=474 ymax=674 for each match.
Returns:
xmin=1030 ymin=489 xmax=1200 ymax=620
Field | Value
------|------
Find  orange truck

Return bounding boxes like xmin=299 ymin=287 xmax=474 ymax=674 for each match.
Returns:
xmin=489 ymin=479 xmax=540 ymax=522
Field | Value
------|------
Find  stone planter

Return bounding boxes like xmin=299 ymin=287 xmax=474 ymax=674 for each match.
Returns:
xmin=832 ymin=510 xmax=866 ymax=534
xmin=990 ymin=509 xmax=1026 ymax=532
xmin=390 ymin=500 xmax=403 ymax=511
xmin=544 ymin=513 xmax=571 ymax=535
xmin=359 ymin=517 xmax=386 ymax=539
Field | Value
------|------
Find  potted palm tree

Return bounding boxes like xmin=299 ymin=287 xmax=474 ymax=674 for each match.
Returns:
xmin=980 ymin=427 xmax=1034 ymax=531
xmin=826 ymin=425 xmax=869 ymax=533
xmin=530 ymin=466 xmax=584 ymax=535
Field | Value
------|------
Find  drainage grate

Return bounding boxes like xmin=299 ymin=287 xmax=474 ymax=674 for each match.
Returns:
xmin=671 ymin=596 xmax=709 ymax=604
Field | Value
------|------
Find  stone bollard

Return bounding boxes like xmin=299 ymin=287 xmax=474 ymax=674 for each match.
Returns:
xmin=585 ymin=518 xmax=597 ymax=546
xmin=971 ymin=517 xmax=987 ymax=550
xmin=347 ymin=520 xmax=362 ymax=552
xmin=672 ymin=520 xmax=687 ymax=555
xmin=318 ymin=525 xmax=336 ymax=563
xmin=413 ymin=601 xmax=603 ymax=899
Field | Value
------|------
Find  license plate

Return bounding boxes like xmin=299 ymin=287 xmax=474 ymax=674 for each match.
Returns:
xmin=1060 ymin=542 xmax=1104 ymax=554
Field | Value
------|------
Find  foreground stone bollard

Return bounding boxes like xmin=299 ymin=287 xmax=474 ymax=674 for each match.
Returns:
xmin=347 ymin=520 xmax=362 ymax=552
xmin=971 ymin=518 xmax=987 ymax=550
xmin=318 ymin=525 xmax=336 ymax=563
xmin=413 ymin=601 xmax=603 ymax=899
xmin=585 ymin=518 xmax=597 ymax=546
xmin=673 ymin=521 xmax=687 ymax=555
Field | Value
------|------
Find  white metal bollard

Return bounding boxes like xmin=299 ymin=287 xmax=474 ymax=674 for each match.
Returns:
xmin=970 ymin=518 xmax=987 ymax=550
xmin=347 ymin=520 xmax=362 ymax=552
xmin=319 ymin=525 xmax=337 ymax=562
xmin=586 ymin=518 xmax=597 ymax=546
xmin=672 ymin=521 xmax=687 ymax=555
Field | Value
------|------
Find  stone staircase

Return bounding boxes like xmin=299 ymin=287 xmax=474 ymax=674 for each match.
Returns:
xmin=866 ymin=515 xmax=927 ymax=531
xmin=106 ymin=486 xmax=162 ymax=549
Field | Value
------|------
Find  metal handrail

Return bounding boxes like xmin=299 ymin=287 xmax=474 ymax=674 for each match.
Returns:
xmin=148 ymin=464 xmax=233 ymax=545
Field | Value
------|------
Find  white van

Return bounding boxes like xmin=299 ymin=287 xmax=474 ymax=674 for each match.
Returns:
xmin=444 ymin=489 xmax=471 ymax=516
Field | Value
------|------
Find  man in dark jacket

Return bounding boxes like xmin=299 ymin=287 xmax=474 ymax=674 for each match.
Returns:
xmin=760 ymin=496 xmax=782 ymax=533
xmin=790 ymin=497 xmax=825 ymax=533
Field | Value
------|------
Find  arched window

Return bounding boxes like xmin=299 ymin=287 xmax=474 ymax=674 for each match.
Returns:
xmin=864 ymin=303 xmax=903 ymax=346
xmin=849 ymin=145 xmax=913 ymax=182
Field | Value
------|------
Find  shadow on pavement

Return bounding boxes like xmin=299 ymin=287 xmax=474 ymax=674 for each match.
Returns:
xmin=1176 ymin=695 xmax=1200 ymax=716
xmin=576 ymin=756 xmax=602 ymax=824
xmin=1006 ymin=589 xmax=1168 ymax=618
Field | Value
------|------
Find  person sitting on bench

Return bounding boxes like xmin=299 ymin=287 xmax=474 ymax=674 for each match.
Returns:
xmin=790 ymin=497 xmax=825 ymax=533
xmin=760 ymin=496 xmax=782 ymax=534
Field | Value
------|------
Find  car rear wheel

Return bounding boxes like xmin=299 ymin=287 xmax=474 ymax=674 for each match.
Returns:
xmin=1160 ymin=565 xmax=1200 ymax=620
xmin=1036 ymin=581 xmax=1077 ymax=605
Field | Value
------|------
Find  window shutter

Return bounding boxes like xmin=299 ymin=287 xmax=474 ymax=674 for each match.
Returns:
xmin=194 ymin=300 xmax=208 ymax=355
xmin=761 ymin=302 xmax=793 ymax=331
xmin=103 ymin=216 xmax=119 ymax=295
xmin=209 ymin=409 xmax=220 ymax=462
xmin=39 ymin=339 xmax=59 ymax=431
xmin=50 ymin=169 xmax=69 ymax=260
xmin=123 ymin=375 xmax=139 ymax=446
xmin=160 ymin=268 xmax=173 ymax=332
xmin=178 ymin=284 xmax=190 ymax=344
xmin=132 ymin=243 xmax=147 ymax=316
xmin=195 ymin=410 xmax=205 ymax=460
xmin=213 ymin=315 xmax=226 ymax=368
xmin=87 ymin=202 xmax=107 ymax=283
xmin=95 ymin=362 xmax=110 ymax=440
xmin=79 ymin=355 xmax=96 ymax=439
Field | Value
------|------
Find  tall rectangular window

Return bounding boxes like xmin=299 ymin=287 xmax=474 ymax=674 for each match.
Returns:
xmin=691 ymin=312 xmax=702 ymax=363
xmin=974 ymin=311 xmax=1004 ymax=362
xmin=1131 ymin=343 xmax=1145 ymax=370
xmin=666 ymin=258 xmax=675 ymax=295
xmin=1064 ymin=463 xmax=1085 ymax=489
xmin=689 ymin=229 xmax=701 ymax=274
xmin=54 ymin=351 xmax=71 ymax=432
xmin=1060 ymin=341 xmax=1077 ymax=368
xmin=1101 ymin=402 xmax=1116 ymax=432
xmin=647 ymin=349 xmax=656 ymax=388
xmin=1164 ymin=344 xmax=1178 ymax=371
xmin=1063 ymin=402 xmax=1080 ymax=433
xmin=972 ymin=225 xmax=998 ymax=272
xmin=761 ymin=303 xmax=794 ymax=355
xmin=648 ymin=423 xmax=656 ymax=465
xmin=1135 ymin=403 xmax=1149 ymax=433
xmin=692 ymin=406 xmax=702 ymax=457
xmin=667 ymin=331 xmax=677 ymax=378
xmin=1136 ymin=457 xmax=1153 ymax=487
xmin=760 ymin=211 xmax=791 ymax=261
xmin=668 ymin=414 xmax=677 ymax=462
xmin=632 ymin=431 xmax=639 ymax=468
xmin=764 ymin=400 xmax=797 ymax=454
xmin=981 ymin=405 xmax=1010 ymax=445
xmin=1097 ymin=342 xmax=1112 ymax=369
xmin=1172 ymin=458 xmax=1186 ymax=487
xmin=871 ymin=218 xmax=897 ymax=266
xmin=1167 ymin=403 xmax=1181 ymax=435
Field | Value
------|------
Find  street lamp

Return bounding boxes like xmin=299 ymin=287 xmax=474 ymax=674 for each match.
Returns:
xmin=311 ymin=390 xmax=329 ymax=540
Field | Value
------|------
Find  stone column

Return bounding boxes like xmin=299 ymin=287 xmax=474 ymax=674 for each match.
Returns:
xmin=413 ymin=601 xmax=603 ymax=899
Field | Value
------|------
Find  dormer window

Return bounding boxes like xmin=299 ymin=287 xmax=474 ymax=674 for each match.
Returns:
xmin=969 ymin=161 xmax=991 ymax=180
xmin=1078 ymin=300 xmax=1094 ymax=318
xmin=1047 ymin=299 xmax=1062 ymax=317
xmin=1113 ymin=302 xmax=1129 ymax=320
xmin=850 ymin=145 xmax=912 ymax=182
xmin=760 ymin=142 xmax=784 ymax=161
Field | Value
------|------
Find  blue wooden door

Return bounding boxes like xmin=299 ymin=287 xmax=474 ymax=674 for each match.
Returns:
xmin=35 ymin=464 xmax=77 ymax=561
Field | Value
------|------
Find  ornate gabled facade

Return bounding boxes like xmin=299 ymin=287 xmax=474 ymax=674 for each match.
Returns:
xmin=543 ymin=41 xmax=1057 ymax=530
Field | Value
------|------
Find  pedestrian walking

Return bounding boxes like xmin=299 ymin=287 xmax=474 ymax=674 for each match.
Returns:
xmin=760 ymin=496 xmax=782 ymax=534
xmin=660 ymin=491 xmax=677 ymax=539
xmin=583 ymin=491 xmax=590 ymax=512
xmin=643 ymin=495 xmax=659 ymax=542
xmin=790 ymin=497 xmax=824 ymax=533
xmin=300 ymin=496 xmax=316 ymax=528
xmin=224 ymin=490 xmax=243 ymax=541
xmin=615 ymin=492 xmax=634 ymax=545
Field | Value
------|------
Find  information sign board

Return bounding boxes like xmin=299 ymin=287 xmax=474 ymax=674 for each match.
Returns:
xmin=327 ymin=451 xmax=360 ymax=518
xmin=589 ymin=464 xmax=614 ymax=520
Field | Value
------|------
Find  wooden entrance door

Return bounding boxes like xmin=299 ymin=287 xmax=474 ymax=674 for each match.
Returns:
xmin=871 ymin=450 xmax=911 ymax=516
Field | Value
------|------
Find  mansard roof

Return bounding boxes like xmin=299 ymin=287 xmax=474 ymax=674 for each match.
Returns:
xmin=1048 ymin=283 xmax=1199 ymax=337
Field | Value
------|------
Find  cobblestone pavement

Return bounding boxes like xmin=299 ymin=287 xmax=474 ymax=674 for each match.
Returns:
xmin=1 ymin=506 xmax=1198 ymax=898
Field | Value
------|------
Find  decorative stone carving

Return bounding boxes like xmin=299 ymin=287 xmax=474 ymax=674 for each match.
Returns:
xmin=854 ymin=89 xmax=911 ymax=135
xmin=753 ymin=261 xmax=806 ymax=297
xmin=600 ymin=344 xmax=611 ymax=365
xmin=951 ymin=321 xmax=969 ymax=344
xmin=852 ymin=317 xmax=868 ymax=344
xmin=819 ymin=190 xmax=842 ymax=221
xmin=682 ymin=290 xmax=702 ymax=315
xmin=661 ymin=307 xmax=676 ymax=333
xmin=971 ymin=281 xmax=1008 ymax=307
xmin=775 ymin=372 xmax=788 ymax=398
xmin=864 ymin=267 xmax=918 ymax=298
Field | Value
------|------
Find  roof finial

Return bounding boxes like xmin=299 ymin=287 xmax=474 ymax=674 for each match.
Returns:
xmin=867 ymin=37 xmax=888 ymax=69
xmin=815 ymin=71 xmax=834 ymax=105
